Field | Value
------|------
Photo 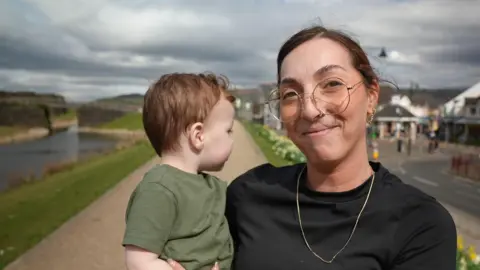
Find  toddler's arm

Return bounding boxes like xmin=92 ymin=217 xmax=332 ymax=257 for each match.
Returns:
xmin=123 ymin=180 xmax=177 ymax=270
xmin=125 ymin=245 xmax=172 ymax=270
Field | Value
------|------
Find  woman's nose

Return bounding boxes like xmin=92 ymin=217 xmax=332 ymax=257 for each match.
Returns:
xmin=301 ymin=91 xmax=323 ymax=121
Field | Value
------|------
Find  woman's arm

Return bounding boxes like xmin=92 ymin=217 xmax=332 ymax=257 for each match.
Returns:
xmin=390 ymin=199 xmax=457 ymax=270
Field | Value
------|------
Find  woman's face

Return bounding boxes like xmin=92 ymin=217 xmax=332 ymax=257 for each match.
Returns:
xmin=279 ymin=37 xmax=378 ymax=163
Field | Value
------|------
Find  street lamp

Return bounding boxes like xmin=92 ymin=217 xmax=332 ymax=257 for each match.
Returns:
xmin=379 ymin=47 xmax=388 ymax=58
xmin=378 ymin=47 xmax=412 ymax=156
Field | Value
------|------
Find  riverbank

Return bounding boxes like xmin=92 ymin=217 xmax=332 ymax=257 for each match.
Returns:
xmin=0 ymin=120 xmax=77 ymax=145
xmin=77 ymin=127 xmax=145 ymax=139
xmin=0 ymin=111 xmax=144 ymax=146
xmin=0 ymin=140 xmax=156 ymax=268
xmin=0 ymin=128 xmax=49 ymax=145
xmin=0 ymin=113 xmax=147 ymax=192
xmin=77 ymin=112 xmax=145 ymax=140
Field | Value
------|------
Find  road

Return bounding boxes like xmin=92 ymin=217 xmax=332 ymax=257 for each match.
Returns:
xmin=371 ymin=139 xmax=480 ymax=218
xmin=372 ymin=141 xmax=480 ymax=249
xmin=391 ymin=157 xmax=480 ymax=218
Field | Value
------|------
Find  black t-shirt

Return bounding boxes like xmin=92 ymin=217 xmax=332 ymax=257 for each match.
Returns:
xmin=226 ymin=162 xmax=457 ymax=270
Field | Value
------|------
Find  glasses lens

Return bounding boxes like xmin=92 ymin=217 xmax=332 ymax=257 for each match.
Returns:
xmin=313 ymin=82 xmax=350 ymax=115
xmin=267 ymin=90 xmax=281 ymax=120
xmin=268 ymin=90 xmax=300 ymax=123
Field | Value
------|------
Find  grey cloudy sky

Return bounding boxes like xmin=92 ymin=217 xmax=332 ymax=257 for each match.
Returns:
xmin=0 ymin=0 xmax=479 ymax=101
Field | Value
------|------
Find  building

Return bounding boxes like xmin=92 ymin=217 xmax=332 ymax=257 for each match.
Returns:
xmin=228 ymin=88 xmax=259 ymax=121
xmin=381 ymin=85 xmax=462 ymax=137
xmin=373 ymin=104 xmax=418 ymax=141
xmin=443 ymin=81 xmax=480 ymax=116
xmin=439 ymin=82 xmax=480 ymax=143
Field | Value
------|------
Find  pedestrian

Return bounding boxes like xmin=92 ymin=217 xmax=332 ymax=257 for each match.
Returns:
xmin=428 ymin=129 xmax=436 ymax=153
xmin=123 ymin=73 xmax=236 ymax=270
xmin=170 ymin=25 xmax=456 ymax=270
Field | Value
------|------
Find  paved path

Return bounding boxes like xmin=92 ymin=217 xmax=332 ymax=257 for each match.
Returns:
xmin=5 ymin=121 xmax=267 ymax=270
xmin=371 ymin=140 xmax=480 ymax=250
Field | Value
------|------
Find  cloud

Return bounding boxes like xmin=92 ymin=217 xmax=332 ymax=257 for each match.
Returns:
xmin=0 ymin=0 xmax=479 ymax=101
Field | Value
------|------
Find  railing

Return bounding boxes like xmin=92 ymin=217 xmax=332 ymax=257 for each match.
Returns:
xmin=451 ymin=154 xmax=480 ymax=181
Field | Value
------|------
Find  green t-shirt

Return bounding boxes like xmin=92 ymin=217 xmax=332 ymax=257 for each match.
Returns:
xmin=122 ymin=164 xmax=234 ymax=270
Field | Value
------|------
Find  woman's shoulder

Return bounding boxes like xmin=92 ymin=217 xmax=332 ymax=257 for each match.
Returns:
xmin=373 ymin=163 xmax=456 ymax=267
xmin=376 ymin=163 xmax=442 ymax=206
xmin=375 ymin=163 xmax=455 ymax=235
xmin=227 ymin=162 xmax=302 ymax=195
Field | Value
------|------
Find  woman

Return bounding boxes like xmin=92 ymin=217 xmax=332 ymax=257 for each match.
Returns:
xmin=171 ymin=25 xmax=457 ymax=270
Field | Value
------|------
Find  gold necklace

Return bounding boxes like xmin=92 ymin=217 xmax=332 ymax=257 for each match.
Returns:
xmin=296 ymin=165 xmax=375 ymax=264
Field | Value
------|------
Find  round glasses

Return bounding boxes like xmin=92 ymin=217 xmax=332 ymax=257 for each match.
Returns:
xmin=266 ymin=79 xmax=363 ymax=123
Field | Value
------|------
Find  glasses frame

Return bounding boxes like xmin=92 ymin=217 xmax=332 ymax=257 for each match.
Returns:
xmin=265 ymin=80 xmax=364 ymax=123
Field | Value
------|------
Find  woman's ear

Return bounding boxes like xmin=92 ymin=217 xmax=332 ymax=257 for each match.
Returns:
xmin=367 ymin=80 xmax=380 ymax=113
xmin=187 ymin=122 xmax=204 ymax=153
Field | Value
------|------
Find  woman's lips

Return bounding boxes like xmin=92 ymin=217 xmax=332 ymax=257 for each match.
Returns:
xmin=302 ymin=126 xmax=338 ymax=137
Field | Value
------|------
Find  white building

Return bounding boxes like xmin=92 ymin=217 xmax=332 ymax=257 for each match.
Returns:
xmin=389 ymin=95 xmax=429 ymax=117
xmin=442 ymin=81 xmax=480 ymax=116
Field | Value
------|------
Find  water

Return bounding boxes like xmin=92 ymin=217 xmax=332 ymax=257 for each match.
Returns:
xmin=0 ymin=125 xmax=118 ymax=191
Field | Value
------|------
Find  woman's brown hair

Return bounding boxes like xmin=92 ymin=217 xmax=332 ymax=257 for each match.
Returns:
xmin=277 ymin=25 xmax=379 ymax=88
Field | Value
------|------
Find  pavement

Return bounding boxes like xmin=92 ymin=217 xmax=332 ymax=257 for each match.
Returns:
xmin=371 ymin=138 xmax=480 ymax=250
xmin=5 ymin=120 xmax=267 ymax=270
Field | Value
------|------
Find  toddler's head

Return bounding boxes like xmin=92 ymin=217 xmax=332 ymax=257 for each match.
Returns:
xmin=143 ymin=72 xmax=236 ymax=172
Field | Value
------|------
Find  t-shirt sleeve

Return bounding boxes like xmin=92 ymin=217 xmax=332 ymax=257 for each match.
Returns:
xmin=122 ymin=182 xmax=177 ymax=255
xmin=390 ymin=199 xmax=457 ymax=270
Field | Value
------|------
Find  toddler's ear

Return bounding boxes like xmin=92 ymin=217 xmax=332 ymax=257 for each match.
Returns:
xmin=187 ymin=122 xmax=205 ymax=153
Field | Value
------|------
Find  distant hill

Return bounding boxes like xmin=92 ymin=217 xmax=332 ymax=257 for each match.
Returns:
xmin=88 ymin=93 xmax=144 ymax=112
xmin=95 ymin=93 xmax=144 ymax=105
xmin=0 ymin=90 xmax=66 ymax=105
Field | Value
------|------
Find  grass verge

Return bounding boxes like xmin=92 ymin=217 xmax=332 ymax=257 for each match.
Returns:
xmin=0 ymin=126 xmax=25 ymax=137
xmin=0 ymin=140 xmax=156 ymax=268
xmin=241 ymin=121 xmax=290 ymax=167
xmin=100 ymin=113 xmax=143 ymax=130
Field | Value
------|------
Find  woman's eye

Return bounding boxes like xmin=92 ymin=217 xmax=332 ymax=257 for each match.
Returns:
xmin=324 ymin=80 xmax=343 ymax=88
xmin=282 ymin=91 xmax=298 ymax=100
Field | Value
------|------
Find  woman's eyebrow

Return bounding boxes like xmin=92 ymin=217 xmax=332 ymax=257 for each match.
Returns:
xmin=279 ymin=77 xmax=298 ymax=85
xmin=280 ymin=64 xmax=347 ymax=85
xmin=314 ymin=64 xmax=346 ymax=77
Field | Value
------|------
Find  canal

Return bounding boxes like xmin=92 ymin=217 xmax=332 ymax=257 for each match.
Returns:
xmin=0 ymin=125 xmax=119 ymax=191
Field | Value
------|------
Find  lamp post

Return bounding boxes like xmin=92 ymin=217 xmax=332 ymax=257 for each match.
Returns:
xmin=379 ymin=47 xmax=388 ymax=58
xmin=378 ymin=48 xmax=403 ymax=153
xmin=378 ymin=47 xmax=413 ymax=156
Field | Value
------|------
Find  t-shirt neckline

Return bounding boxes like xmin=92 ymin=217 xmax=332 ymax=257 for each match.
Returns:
xmin=297 ymin=162 xmax=380 ymax=203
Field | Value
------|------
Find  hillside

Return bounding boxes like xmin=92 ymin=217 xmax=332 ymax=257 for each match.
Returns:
xmin=87 ymin=93 xmax=144 ymax=112
xmin=94 ymin=93 xmax=143 ymax=105
xmin=0 ymin=90 xmax=66 ymax=105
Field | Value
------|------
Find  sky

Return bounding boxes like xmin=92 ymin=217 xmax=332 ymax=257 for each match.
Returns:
xmin=0 ymin=0 xmax=479 ymax=102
